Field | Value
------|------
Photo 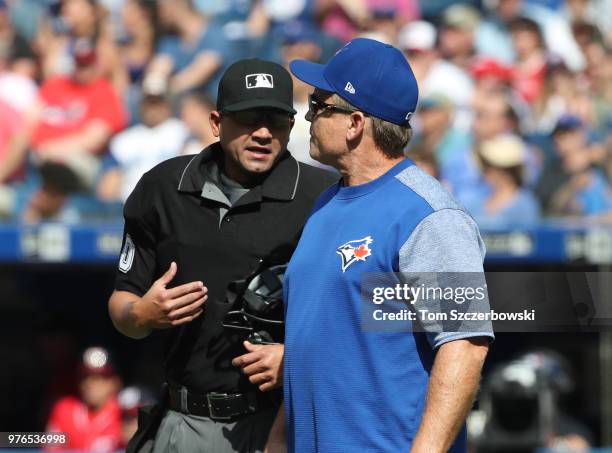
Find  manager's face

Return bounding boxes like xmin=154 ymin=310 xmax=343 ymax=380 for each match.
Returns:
xmin=305 ymin=89 xmax=355 ymax=166
xmin=210 ymin=109 xmax=294 ymax=183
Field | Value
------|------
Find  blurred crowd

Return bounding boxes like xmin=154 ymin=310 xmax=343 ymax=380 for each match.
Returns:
xmin=44 ymin=346 xmax=154 ymax=452
xmin=43 ymin=346 xmax=594 ymax=452
xmin=0 ymin=0 xmax=610 ymax=225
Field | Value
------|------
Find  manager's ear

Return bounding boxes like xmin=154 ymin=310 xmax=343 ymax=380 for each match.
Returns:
xmin=209 ymin=111 xmax=222 ymax=138
xmin=346 ymin=111 xmax=367 ymax=143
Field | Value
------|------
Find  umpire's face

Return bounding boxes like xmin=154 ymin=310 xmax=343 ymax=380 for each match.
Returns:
xmin=210 ymin=108 xmax=294 ymax=183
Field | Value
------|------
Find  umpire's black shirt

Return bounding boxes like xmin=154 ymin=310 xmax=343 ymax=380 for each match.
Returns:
xmin=115 ymin=142 xmax=336 ymax=393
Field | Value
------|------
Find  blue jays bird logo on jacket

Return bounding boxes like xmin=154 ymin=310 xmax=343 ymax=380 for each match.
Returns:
xmin=336 ymin=236 xmax=373 ymax=272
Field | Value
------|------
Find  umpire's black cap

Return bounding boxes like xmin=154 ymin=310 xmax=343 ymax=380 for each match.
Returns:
xmin=217 ymin=58 xmax=296 ymax=115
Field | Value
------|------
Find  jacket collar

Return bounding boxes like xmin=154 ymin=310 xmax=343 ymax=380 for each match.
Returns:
xmin=177 ymin=142 xmax=300 ymax=201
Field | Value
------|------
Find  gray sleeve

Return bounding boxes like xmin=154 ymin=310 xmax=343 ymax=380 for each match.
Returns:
xmin=400 ymin=208 xmax=485 ymax=273
xmin=399 ymin=208 xmax=494 ymax=348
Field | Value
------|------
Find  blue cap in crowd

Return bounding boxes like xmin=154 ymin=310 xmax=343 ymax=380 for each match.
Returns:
xmin=290 ymin=38 xmax=419 ymax=126
xmin=553 ymin=114 xmax=584 ymax=135
xmin=282 ymin=21 xmax=319 ymax=45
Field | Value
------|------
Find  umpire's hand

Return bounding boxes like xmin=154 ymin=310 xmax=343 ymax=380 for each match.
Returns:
xmin=232 ymin=341 xmax=284 ymax=391
xmin=139 ymin=261 xmax=207 ymax=329
xmin=109 ymin=262 xmax=207 ymax=339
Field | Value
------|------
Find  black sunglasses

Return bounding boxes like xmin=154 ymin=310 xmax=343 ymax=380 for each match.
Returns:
xmin=306 ymin=94 xmax=363 ymax=121
xmin=223 ymin=109 xmax=293 ymax=129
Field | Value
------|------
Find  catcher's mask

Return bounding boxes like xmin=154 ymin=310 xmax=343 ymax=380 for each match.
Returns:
xmin=223 ymin=261 xmax=286 ymax=344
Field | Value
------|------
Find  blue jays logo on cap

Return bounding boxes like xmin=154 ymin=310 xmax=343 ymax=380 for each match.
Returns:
xmin=290 ymin=38 xmax=419 ymax=126
xmin=337 ymin=236 xmax=373 ymax=272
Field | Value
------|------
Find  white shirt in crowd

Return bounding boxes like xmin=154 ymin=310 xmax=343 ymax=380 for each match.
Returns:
xmin=110 ymin=118 xmax=189 ymax=202
xmin=0 ymin=72 xmax=38 ymax=114
xmin=420 ymin=59 xmax=475 ymax=131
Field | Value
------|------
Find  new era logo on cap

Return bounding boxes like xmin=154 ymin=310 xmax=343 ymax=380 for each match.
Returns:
xmin=344 ymin=82 xmax=355 ymax=94
xmin=246 ymin=74 xmax=274 ymax=89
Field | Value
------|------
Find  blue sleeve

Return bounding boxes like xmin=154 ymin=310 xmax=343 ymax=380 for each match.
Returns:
xmin=156 ymin=36 xmax=177 ymax=58
xmin=101 ymin=152 xmax=120 ymax=172
xmin=198 ymin=22 xmax=230 ymax=57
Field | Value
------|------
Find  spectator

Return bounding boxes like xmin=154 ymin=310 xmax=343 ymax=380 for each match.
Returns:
xmin=571 ymin=20 xmax=603 ymax=51
xmin=364 ymin=4 xmax=405 ymax=44
xmin=145 ymin=0 xmax=230 ymax=100
xmin=205 ymin=0 xmax=286 ymax=62
xmin=536 ymin=114 xmax=609 ymax=214
xmin=407 ymin=140 xmax=440 ymax=180
xmin=263 ymin=0 xmax=316 ymax=33
xmin=46 ymin=347 xmax=122 ymax=452
xmin=470 ymin=57 xmax=515 ymax=103
xmin=0 ymin=100 xmax=24 ymax=189
xmin=97 ymin=79 xmax=189 ymax=203
xmin=438 ymin=4 xmax=481 ymax=71
xmin=4 ymin=0 xmax=48 ymax=41
xmin=508 ymin=17 xmax=548 ymax=104
xmin=117 ymin=385 xmax=155 ymax=449
xmin=118 ymin=0 xmax=159 ymax=83
xmin=471 ymin=58 xmax=514 ymax=84
xmin=532 ymin=61 xmax=595 ymax=135
xmin=548 ymin=116 xmax=612 ymax=218
xmin=37 ymin=0 xmax=128 ymax=94
xmin=0 ymin=10 xmax=38 ymax=200
xmin=397 ymin=20 xmax=474 ymax=130
xmin=476 ymin=0 xmax=528 ymax=64
xmin=179 ymin=92 xmax=217 ymax=156
xmin=410 ymin=94 xmax=470 ymax=190
xmin=419 ymin=0 xmax=479 ymax=22
xmin=0 ymin=99 xmax=21 ymax=218
xmin=0 ymin=63 xmax=38 ymax=119
xmin=0 ymin=0 xmax=37 ymax=79
xmin=5 ymin=39 xmax=126 ymax=222
xmin=562 ymin=0 xmax=612 ymax=46
xmin=471 ymin=134 xmax=540 ymax=225
xmin=573 ymin=24 xmax=612 ymax=133
xmin=118 ymin=0 xmax=160 ymax=122
xmin=472 ymin=90 xmax=521 ymax=142
xmin=456 ymin=90 xmax=540 ymax=213
xmin=475 ymin=0 xmax=585 ymax=71
xmin=315 ymin=0 xmax=418 ymax=44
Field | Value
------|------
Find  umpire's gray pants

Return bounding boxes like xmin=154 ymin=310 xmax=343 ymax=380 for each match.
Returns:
xmin=151 ymin=408 xmax=277 ymax=453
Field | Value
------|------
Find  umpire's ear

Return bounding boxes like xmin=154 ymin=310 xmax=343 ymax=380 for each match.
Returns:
xmin=209 ymin=111 xmax=222 ymax=138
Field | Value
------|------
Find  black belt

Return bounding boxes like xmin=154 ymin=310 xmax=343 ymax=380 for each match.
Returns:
xmin=168 ymin=385 xmax=264 ymax=421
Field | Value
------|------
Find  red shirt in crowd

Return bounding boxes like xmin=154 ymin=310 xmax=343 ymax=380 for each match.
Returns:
xmin=31 ymin=75 xmax=126 ymax=152
xmin=0 ymin=99 xmax=25 ymax=181
xmin=512 ymin=59 xmax=547 ymax=104
xmin=46 ymin=396 xmax=122 ymax=452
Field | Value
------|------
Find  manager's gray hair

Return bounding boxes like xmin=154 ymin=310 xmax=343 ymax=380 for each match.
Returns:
xmin=333 ymin=95 xmax=413 ymax=159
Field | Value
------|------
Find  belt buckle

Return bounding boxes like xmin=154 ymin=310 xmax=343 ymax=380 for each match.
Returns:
xmin=206 ymin=392 xmax=232 ymax=421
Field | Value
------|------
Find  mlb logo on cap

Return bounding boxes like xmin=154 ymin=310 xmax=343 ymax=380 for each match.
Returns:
xmin=216 ymin=59 xmax=296 ymax=114
xmin=246 ymin=74 xmax=274 ymax=89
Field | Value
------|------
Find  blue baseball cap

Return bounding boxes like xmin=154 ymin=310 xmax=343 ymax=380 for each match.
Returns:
xmin=553 ymin=114 xmax=584 ymax=135
xmin=282 ymin=21 xmax=319 ymax=45
xmin=290 ymin=38 xmax=419 ymax=126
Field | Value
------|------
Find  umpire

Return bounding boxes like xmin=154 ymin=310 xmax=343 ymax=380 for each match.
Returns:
xmin=108 ymin=59 xmax=336 ymax=452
